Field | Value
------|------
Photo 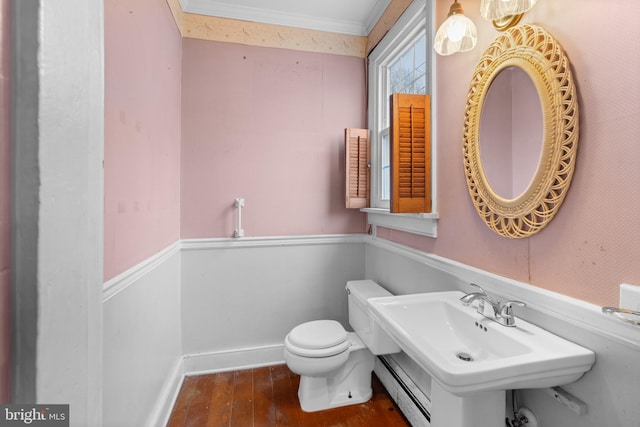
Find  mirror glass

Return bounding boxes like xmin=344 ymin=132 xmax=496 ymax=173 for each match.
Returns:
xmin=479 ymin=66 xmax=543 ymax=199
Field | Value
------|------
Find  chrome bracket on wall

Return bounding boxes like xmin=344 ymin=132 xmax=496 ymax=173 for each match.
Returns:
xmin=233 ymin=198 xmax=245 ymax=238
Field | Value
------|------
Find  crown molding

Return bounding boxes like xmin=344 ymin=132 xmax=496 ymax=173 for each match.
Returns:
xmin=182 ymin=0 xmax=371 ymax=36
xmin=364 ymin=0 xmax=393 ymax=35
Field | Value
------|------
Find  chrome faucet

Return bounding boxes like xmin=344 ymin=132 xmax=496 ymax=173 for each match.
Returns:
xmin=460 ymin=283 xmax=526 ymax=327
xmin=459 ymin=283 xmax=490 ymax=305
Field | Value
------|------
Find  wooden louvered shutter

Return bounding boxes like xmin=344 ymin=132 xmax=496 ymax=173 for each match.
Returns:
xmin=345 ymin=128 xmax=370 ymax=208
xmin=390 ymin=93 xmax=431 ymax=213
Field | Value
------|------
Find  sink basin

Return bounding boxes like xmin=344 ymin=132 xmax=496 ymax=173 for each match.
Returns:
xmin=368 ymin=291 xmax=595 ymax=396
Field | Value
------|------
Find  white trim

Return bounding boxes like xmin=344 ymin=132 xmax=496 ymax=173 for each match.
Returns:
xmin=180 ymin=233 xmax=368 ymax=251
xmin=182 ymin=345 xmax=286 ymax=376
xmin=146 ymin=357 xmax=184 ymax=427
xmin=34 ymin=0 xmax=104 ymax=422
xmin=152 ymin=344 xmax=286 ymax=426
xmin=368 ymin=0 xmax=432 ymax=210
xmin=428 ymin=0 xmax=438 ymax=219
xmin=103 ymin=236 xmax=363 ymax=300
xmin=364 ymin=0 xmax=393 ymax=36
xmin=367 ymin=237 xmax=640 ymax=351
xmin=366 ymin=0 xmax=438 ymax=238
xmin=182 ymin=0 xmax=369 ymax=36
xmin=363 ymin=208 xmax=438 ymax=237
xmin=102 ymin=241 xmax=181 ymax=302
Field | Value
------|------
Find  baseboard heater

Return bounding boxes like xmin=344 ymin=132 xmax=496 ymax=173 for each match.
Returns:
xmin=375 ymin=356 xmax=431 ymax=426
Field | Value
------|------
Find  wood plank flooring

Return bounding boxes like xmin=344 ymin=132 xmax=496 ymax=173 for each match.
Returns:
xmin=166 ymin=364 xmax=411 ymax=427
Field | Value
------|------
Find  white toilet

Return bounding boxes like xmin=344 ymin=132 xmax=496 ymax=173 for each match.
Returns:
xmin=284 ymin=280 xmax=400 ymax=412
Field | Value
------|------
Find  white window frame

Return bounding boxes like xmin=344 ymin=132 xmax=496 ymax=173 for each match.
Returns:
xmin=363 ymin=0 xmax=438 ymax=237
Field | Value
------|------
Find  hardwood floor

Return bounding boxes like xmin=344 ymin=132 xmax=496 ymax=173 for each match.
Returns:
xmin=166 ymin=364 xmax=411 ymax=427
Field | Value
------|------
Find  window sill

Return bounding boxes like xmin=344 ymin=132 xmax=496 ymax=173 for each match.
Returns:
xmin=361 ymin=208 xmax=438 ymax=237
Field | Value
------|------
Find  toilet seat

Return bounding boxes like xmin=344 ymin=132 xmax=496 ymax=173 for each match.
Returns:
xmin=285 ymin=320 xmax=350 ymax=358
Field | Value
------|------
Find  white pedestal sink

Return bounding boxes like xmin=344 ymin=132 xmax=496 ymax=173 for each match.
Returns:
xmin=368 ymin=291 xmax=595 ymax=427
xmin=430 ymin=381 xmax=504 ymax=427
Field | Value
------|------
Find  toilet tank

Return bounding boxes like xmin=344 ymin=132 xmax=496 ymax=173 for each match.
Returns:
xmin=346 ymin=280 xmax=401 ymax=355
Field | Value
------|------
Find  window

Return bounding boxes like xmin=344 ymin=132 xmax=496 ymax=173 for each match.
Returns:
xmin=383 ymin=33 xmax=427 ymax=202
xmin=364 ymin=1 xmax=438 ymax=236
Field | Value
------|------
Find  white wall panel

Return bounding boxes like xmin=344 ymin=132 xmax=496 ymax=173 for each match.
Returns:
xmin=180 ymin=236 xmax=366 ymax=362
xmin=103 ymin=245 xmax=182 ymax=427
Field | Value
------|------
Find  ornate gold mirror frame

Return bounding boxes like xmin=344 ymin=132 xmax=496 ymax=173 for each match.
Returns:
xmin=463 ymin=24 xmax=579 ymax=238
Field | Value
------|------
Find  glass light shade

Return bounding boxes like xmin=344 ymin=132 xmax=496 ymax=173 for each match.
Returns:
xmin=480 ymin=0 xmax=538 ymax=21
xmin=434 ymin=13 xmax=477 ymax=56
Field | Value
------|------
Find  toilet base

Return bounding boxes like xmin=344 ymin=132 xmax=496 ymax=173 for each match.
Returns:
xmin=297 ymin=346 xmax=375 ymax=412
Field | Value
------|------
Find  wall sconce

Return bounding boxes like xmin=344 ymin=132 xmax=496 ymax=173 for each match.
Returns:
xmin=480 ymin=0 xmax=538 ymax=31
xmin=434 ymin=0 xmax=477 ymax=56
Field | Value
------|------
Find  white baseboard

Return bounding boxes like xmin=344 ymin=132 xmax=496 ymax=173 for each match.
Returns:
xmin=150 ymin=345 xmax=285 ymax=426
xmin=182 ymin=344 xmax=286 ymax=376
xmin=147 ymin=357 xmax=184 ymax=427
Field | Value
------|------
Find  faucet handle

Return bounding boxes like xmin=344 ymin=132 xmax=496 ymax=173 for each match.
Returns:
xmin=499 ymin=301 xmax=526 ymax=326
xmin=468 ymin=282 xmax=486 ymax=294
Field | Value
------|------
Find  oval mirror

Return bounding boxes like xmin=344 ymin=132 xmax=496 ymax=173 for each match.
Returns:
xmin=479 ymin=66 xmax=543 ymax=200
xmin=463 ymin=25 xmax=579 ymax=238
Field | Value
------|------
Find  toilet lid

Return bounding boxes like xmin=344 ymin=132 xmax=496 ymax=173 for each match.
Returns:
xmin=287 ymin=320 xmax=348 ymax=350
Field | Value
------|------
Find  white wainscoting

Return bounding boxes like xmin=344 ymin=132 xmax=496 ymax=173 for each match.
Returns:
xmin=102 ymin=234 xmax=640 ymax=427
xmin=179 ymin=234 xmax=367 ymax=373
xmin=102 ymin=235 xmax=367 ymax=427
xmin=365 ymin=238 xmax=640 ymax=427
xmin=103 ymin=242 xmax=183 ymax=427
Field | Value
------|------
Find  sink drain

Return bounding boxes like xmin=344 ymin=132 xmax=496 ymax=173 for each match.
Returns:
xmin=456 ymin=352 xmax=473 ymax=362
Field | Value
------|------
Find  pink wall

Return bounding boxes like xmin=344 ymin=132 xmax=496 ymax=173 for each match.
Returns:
xmin=479 ymin=70 xmax=512 ymax=196
xmin=104 ymin=0 xmax=640 ymax=308
xmin=480 ymin=68 xmax=542 ymax=197
xmin=511 ymin=68 xmax=542 ymax=195
xmin=0 ymin=0 xmax=10 ymax=404
xmin=104 ymin=0 xmax=182 ymax=280
xmin=181 ymin=39 xmax=367 ymax=238
xmin=382 ymin=0 xmax=640 ymax=307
